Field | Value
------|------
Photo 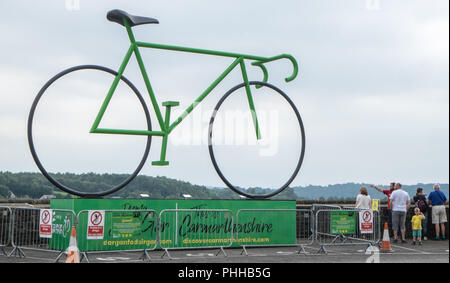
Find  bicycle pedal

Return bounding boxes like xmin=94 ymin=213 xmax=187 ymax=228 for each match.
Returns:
xmin=152 ymin=160 xmax=169 ymax=166
xmin=162 ymin=101 xmax=179 ymax=107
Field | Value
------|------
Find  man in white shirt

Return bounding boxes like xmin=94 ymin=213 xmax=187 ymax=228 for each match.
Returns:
xmin=389 ymin=183 xmax=411 ymax=243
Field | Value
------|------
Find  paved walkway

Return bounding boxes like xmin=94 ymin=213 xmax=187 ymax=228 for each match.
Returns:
xmin=1 ymin=239 xmax=448 ymax=263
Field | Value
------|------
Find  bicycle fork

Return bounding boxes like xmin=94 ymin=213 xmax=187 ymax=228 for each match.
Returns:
xmin=239 ymin=60 xmax=262 ymax=140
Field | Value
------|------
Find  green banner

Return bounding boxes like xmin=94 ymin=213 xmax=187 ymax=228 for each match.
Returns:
xmin=47 ymin=209 xmax=76 ymax=251
xmin=50 ymin=198 xmax=296 ymax=251
xmin=330 ymin=210 xmax=356 ymax=234
xmin=76 ymin=209 xmax=156 ymax=251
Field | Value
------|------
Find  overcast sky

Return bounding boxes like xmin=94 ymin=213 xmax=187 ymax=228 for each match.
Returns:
xmin=0 ymin=0 xmax=448 ymax=189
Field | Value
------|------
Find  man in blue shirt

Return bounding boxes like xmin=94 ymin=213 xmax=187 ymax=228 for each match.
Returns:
xmin=428 ymin=184 xmax=448 ymax=240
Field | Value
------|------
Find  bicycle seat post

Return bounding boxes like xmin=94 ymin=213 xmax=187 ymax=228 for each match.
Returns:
xmin=152 ymin=101 xmax=179 ymax=166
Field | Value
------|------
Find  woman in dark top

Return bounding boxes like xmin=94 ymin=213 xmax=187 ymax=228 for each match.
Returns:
xmin=413 ymin=187 xmax=428 ymax=240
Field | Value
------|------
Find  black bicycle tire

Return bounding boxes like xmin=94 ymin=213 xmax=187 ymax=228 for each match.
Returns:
xmin=27 ymin=65 xmax=152 ymax=197
xmin=208 ymin=81 xmax=306 ymax=199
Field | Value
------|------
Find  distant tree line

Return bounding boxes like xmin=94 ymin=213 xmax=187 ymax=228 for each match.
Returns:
xmin=0 ymin=172 xmax=297 ymax=200
xmin=292 ymin=182 xmax=449 ymax=201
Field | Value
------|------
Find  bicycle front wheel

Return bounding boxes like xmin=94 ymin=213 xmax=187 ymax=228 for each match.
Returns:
xmin=27 ymin=65 xmax=152 ymax=197
xmin=208 ymin=81 xmax=306 ymax=199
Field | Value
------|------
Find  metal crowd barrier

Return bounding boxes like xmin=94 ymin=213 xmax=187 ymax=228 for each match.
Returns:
xmin=0 ymin=206 xmax=12 ymax=256
xmin=341 ymin=207 xmax=382 ymax=246
xmin=76 ymin=209 xmax=158 ymax=262
xmin=310 ymin=204 xmax=342 ymax=247
xmin=1 ymin=204 xmax=386 ymax=261
xmin=315 ymin=208 xmax=381 ymax=254
xmin=158 ymin=209 xmax=234 ymax=259
xmin=236 ymin=209 xmax=314 ymax=256
xmin=9 ymin=207 xmax=76 ymax=261
xmin=311 ymin=204 xmax=342 ymax=211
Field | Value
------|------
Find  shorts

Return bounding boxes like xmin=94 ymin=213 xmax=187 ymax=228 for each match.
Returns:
xmin=412 ymin=230 xmax=422 ymax=238
xmin=392 ymin=211 xmax=406 ymax=230
xmin=431 ymin=205 xmax=448 ymax=224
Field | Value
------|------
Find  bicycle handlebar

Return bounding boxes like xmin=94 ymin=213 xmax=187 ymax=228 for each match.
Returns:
xmin=251 ymin=54 xmax=299 ymax=84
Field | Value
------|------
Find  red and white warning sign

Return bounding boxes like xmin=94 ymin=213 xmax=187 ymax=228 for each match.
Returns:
xmin=359 ymin=210 xmax=373 ymax=234
xmin=39 ymin=209 xmax=53 ymax=238
xmin=87 ymin=210 xmax=105 ymax=240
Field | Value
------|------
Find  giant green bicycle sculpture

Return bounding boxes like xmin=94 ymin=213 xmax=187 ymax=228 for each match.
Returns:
xmin=27 ymin=10 xmax=306 ymax=199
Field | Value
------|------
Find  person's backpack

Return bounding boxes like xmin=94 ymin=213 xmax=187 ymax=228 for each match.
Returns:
xmin=417 ymin=198 xmax=428 ymax=212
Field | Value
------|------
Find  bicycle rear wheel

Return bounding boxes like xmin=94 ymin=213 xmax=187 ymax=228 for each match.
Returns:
xmin=27 ymin=65 xmax=152 ymax=197
xmin=208 ymin=81 xmax=306 ymax=199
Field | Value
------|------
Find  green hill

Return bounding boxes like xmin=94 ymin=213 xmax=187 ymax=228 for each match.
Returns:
xmin=0 ymin=172 xmax=297 ymax=200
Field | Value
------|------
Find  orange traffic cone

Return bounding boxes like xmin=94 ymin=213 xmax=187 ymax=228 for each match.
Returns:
xmin=65 ymin=226 xmax=80 ymax=263
xmin=380 ymin=222 xmax=393 ymax=252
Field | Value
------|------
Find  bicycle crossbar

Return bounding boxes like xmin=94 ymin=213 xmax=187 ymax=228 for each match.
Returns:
xmin=136 ymin=41 xmax=267 ymax=61
xmin=136 ymin=42 xmax=298 ymax=82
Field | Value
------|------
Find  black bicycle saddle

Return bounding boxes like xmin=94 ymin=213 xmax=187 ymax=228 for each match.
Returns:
xmin=107 ymin=9 xmax=159 ymax=27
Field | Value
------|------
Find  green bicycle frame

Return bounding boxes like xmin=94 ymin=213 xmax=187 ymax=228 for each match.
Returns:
xmin=90 ymin=20 xmax=298 ymax=164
